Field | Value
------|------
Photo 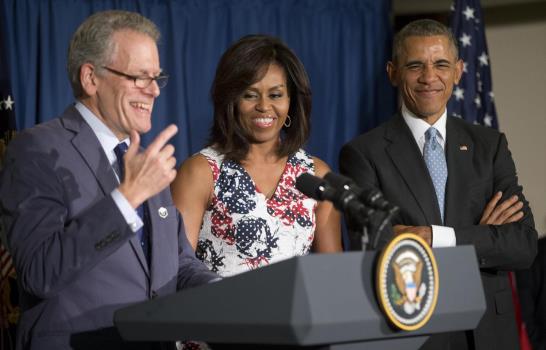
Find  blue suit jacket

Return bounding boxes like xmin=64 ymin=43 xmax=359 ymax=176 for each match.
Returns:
xmin=340 ymin=113 xmax=538 ymax=350
xmin=0 ymin=106 xmax=218 ymax=350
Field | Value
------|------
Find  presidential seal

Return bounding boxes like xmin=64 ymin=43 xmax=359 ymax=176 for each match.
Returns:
xmin=376 ymin=233 xmax=439 ymax=331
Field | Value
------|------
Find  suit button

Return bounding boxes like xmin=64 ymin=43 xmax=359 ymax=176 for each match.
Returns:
xmin=480 ymin=258 xmax=487 ymax=266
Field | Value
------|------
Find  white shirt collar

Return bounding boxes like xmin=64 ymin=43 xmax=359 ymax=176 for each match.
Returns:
xmin=75 ymin=101 xmax=129 ymax=166
xmin=401 ymin=103 xmax=447 ymax=154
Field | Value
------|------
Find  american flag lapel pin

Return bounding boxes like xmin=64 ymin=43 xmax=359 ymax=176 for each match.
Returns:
xmin=459 ymin=145 xmax=468 ymax=151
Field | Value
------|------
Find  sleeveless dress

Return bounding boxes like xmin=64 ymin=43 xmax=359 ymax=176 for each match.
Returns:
xmin=196 ymin=147 xmax=318 ymax=277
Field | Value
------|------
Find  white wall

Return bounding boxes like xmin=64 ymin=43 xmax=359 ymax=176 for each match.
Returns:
xmin=486 ymin=12 xmax=546 ymax=235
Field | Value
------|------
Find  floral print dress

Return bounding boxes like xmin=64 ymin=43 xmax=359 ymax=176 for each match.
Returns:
xmin=196 ymin=147 xmax=317 ymax=277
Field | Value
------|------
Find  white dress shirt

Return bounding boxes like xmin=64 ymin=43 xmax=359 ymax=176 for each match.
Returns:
xmin=75 ymin=102 xmax=143 ymax=233
xmin=401 ymin=103 xmax=456 ymax=248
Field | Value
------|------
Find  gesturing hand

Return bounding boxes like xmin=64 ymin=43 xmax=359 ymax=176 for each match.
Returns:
xmin=479 ymin=191 xmax=524 ymax=225
xmin=118 ymin=124 xmax=178 ymax=208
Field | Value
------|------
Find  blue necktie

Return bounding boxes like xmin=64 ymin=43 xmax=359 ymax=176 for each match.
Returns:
xmin=423 ymin=127 xmax=447 ymax=222
xmin=114 ymin=142 xmax=150 ymax=262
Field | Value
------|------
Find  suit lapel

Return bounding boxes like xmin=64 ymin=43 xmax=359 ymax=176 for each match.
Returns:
xmin=62 ymin=106 xmax=118 ymax=195
xmin=62 ymin=106 xmax=151 ymax=276
xmin=147 ymin=195 xmax=163 ymax=285
xmin=129 ymin=228 xmax=150 ymax=277
xmin=444 ymin=117 xmax=474 ymax=226
xmin=385 ymin=114 xmax=443 ymax=225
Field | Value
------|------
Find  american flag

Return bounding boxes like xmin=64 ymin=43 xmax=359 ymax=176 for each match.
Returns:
xmin=0 ymin=241 xmax=16 ymax=332
xmin=0 ymin=0 xmax=16 ymax=299
xmin=0 ymin=243 xmax=14 ymax=286
xmin=450 ymin=3 xmax=531 ymax=349
xmin=1 ymin=14 xmax=18 ymax=349
xmin=448 ymin=0 xmax=498 ymax=128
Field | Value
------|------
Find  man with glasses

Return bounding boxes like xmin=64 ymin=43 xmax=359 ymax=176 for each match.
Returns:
xmin=0 ymin=10 xmax=218 ymax=350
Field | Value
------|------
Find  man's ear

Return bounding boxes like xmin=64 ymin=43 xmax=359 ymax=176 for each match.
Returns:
xmin=454 ymin=59 xmax=464 ymax=85
xmin=386 ymin=61 xmax=398 ymax=87
xmin=80 ymin=63 xmax=98 ymax=96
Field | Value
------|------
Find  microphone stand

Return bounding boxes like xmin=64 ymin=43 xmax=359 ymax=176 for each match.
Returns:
xmin=345 ymin=211 xmax=371 ymax=251
xmin=361 ymin=226 xmax=369 ymax=251
xmin=345 ymin=205 xmax=398 ymax=251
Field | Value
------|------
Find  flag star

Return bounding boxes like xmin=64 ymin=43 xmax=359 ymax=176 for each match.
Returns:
xmin=474 ymin=95 xmax=482 ymax=108
xmin=488 ymin=91 xmax=495 ymax=101
xmin=3 ymin=95 xmax=14 ymax=110
xmin=460 ymin=33 xmax=472 ymax=47
xmin=484 ymin=114 xmax=493 ymax=127
xmin=449 ymin=0 xmax=497 ymax=131
xmin=478 ymin=52 xmax=489 ymax=66
xmin=451 ymin=112 xmax=462 ymax=119
xmin=450 ymin=3 xmax=455 ymax=11
xmin=453 ymin=86 xmax=465 ymax=100
xmin=463 ymin=6 xmax=476 ymax=20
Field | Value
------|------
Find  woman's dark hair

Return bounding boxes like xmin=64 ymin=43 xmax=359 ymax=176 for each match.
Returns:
xmin=208 ymin=34 xmax=312 ymax=162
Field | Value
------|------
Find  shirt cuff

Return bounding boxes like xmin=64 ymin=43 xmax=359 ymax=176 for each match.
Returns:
xmin=111 ymin=189 xmax=143 ymax=233
xmin=431 ymin=225 xmax=456 ymax=247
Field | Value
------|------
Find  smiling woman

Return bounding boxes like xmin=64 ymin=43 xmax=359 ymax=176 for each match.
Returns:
xmin=237 ymin=63 xmax=290 ymax=144
xmin=171 ymin=35 xmax=342 ymax=279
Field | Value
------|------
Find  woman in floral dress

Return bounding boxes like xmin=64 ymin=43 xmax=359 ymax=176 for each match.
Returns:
xmin=171 ymin=34 xmax=342 ymax=278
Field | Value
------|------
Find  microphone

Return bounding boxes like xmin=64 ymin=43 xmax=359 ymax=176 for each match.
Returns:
xmin=324 ymin=172 xmax=399 ymax=250
xmin=296 ymin=173 xmax=373 ymax=225
xmin=295 ymin=173 xmax=336 ymax=202
xmin=296 ymin=172 xmax=398 ymax=251
xmin=324 ymin=172 xmax=391 ymax=211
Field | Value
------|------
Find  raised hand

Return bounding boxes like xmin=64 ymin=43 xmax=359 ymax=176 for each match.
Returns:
xmin=479 ymin=191 xmax=524 ymax=225
xmin=118 ymin=124 xmax=178 ymax=208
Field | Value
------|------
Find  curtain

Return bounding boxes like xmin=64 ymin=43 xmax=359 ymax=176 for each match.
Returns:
xmin=0 ymin=0 xmax=395 ymax=170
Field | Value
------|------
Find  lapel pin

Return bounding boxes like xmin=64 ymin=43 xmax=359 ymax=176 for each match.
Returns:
xmin=459 ymin=145 xmax=468 ymax=151
xmin=158 ymin=207 xmax=168 ymax=219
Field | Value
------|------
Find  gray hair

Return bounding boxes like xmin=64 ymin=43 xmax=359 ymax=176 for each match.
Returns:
xmin=392 ymin=19 xmax=459 ymax=64
xmin=67 ymin=10 xmax=160 ymax=97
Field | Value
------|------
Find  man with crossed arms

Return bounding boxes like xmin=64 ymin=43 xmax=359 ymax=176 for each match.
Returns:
xmin=340 ymin=19 xmax=537 ymax=350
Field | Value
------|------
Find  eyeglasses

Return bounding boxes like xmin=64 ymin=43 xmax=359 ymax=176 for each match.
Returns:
xmin=101 ymin=66 xmax=169 ymax=89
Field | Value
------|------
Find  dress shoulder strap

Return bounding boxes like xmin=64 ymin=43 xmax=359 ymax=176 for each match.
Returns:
xmin=198 ymin=147 xmax=225 ymax=182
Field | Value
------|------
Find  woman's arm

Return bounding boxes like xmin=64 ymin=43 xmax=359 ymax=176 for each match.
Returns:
xmin=311 ymin=157 xmax=343 ymax=252
xmin=171 ymin=154 xmax=213 ymax=250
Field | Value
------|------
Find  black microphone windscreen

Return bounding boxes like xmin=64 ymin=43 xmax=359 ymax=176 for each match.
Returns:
xmin=324 ymin=172 xmax=355 ymax=190
xmin=295 ymin=173 xmax=325 ymax=200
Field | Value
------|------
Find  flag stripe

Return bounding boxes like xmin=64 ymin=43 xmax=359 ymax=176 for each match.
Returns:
xmin=0 ymin=244 xmax=15 ymax=283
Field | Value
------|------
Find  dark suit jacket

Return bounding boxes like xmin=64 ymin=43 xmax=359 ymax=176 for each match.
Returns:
xmin=339 ymin=113 xmax=537 ymax=350
xmin=0 ymin=106 xmax=218 ymax=350
xmin=517 ymin=237 xmax=546 ymax=350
